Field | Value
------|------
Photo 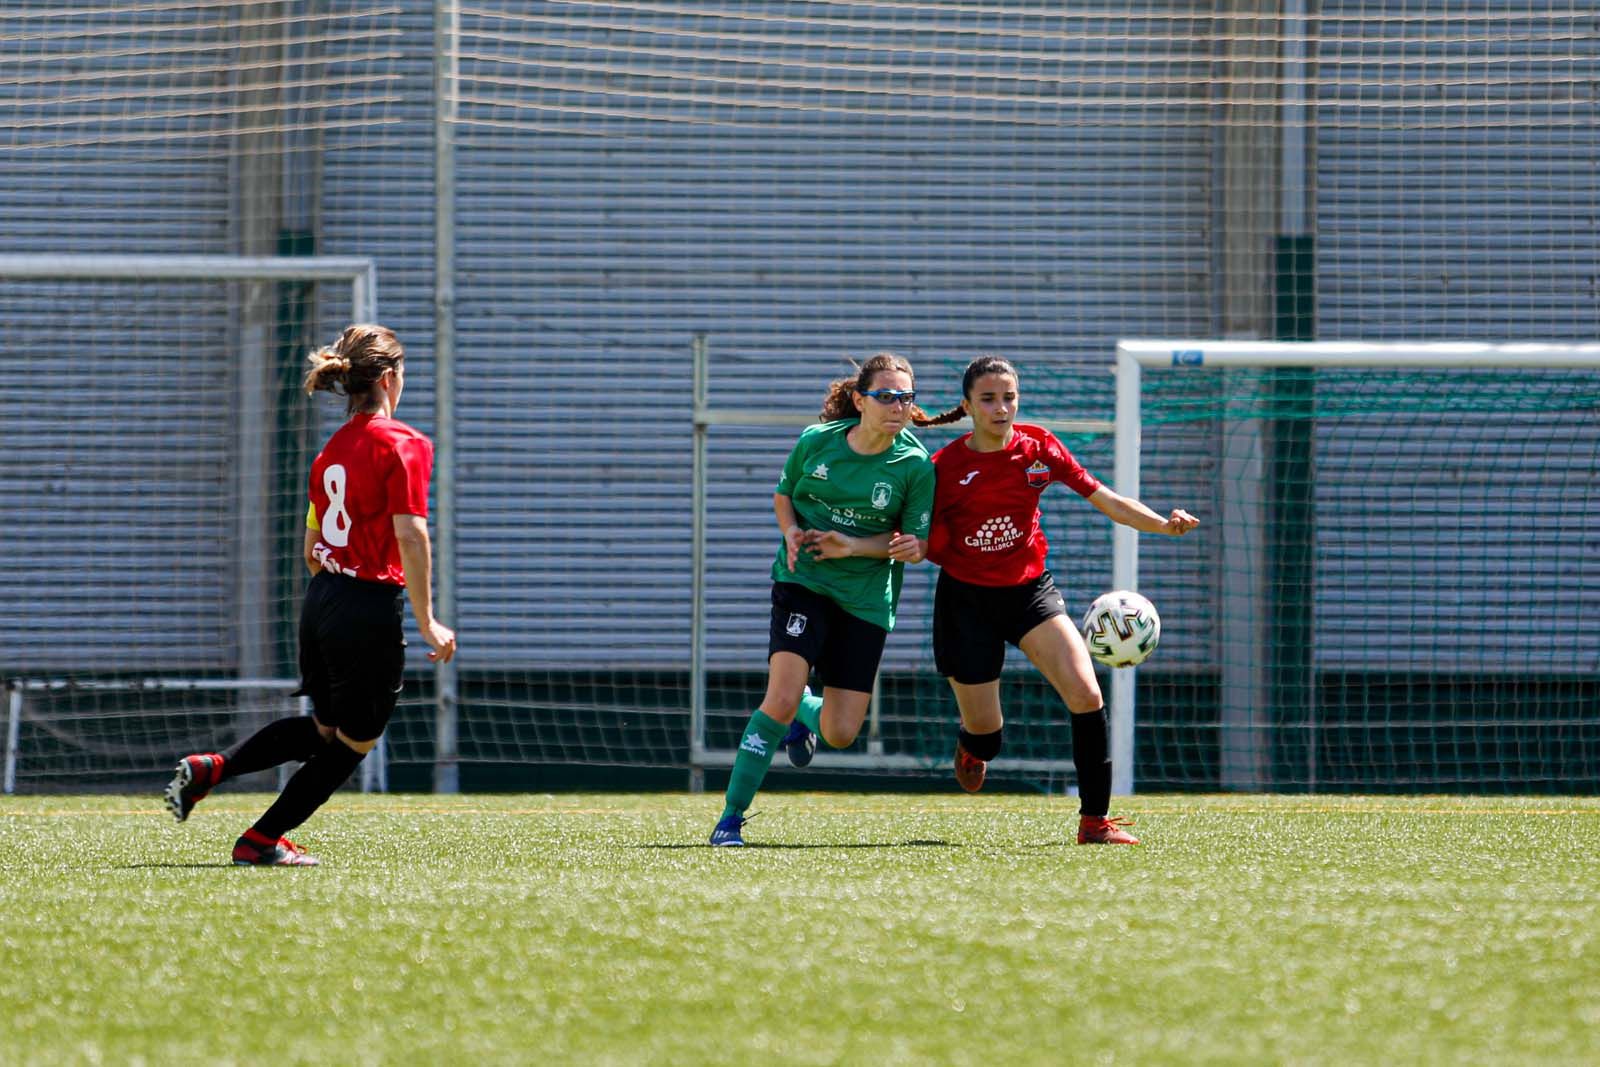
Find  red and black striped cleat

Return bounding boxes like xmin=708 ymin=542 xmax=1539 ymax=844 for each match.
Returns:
xmin=232 ymin=828 xmax=319 ymax=867
xmin=164 ymin=753 xmax=224 ymax=823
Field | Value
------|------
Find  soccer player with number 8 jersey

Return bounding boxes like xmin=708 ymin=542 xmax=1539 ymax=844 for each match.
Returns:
xmin=916 ymin=356 xmax=1198 ymax=844
xmin=164 ymin=325 xmax=456 ymax=866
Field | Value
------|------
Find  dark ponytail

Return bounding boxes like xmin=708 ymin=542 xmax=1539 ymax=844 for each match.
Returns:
xmin=913 ymin=354 xmax=1018 ymax=427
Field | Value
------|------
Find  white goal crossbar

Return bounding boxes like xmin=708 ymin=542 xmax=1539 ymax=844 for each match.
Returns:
xmin=0 ymin=254 xmax=376 ymax=318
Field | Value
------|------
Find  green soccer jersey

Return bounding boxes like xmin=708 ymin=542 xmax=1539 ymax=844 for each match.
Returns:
xmin=772 ymin=419 xmax=936 ymax=631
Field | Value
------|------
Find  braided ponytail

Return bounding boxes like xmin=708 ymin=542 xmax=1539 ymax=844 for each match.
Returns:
xmin=912 ymin=354 xmax=1019 ymax=427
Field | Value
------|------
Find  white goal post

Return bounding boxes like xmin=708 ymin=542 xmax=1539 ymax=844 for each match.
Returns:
xmin=0 ymin=253 xmax=388 ymax=793
xmin=1114 ymin=339 xmax=1600 ymax=794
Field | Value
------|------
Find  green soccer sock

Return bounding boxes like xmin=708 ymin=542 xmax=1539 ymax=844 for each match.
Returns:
xmin=794 ymin=689 xmax=824 ymax=737
xmin=721 ymin=710 xmax=788 ymax=819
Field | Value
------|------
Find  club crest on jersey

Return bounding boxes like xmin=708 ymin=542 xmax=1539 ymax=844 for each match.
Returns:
xmin=785 ymin=613 xmax=808 ymax=637
xmin=811 ymin=462 xmax=829 ymax=480
xmin=1025 ymin=460 xmax=1051 ymax=488
xmin=871 ymin=482 xmax=893 ymax=509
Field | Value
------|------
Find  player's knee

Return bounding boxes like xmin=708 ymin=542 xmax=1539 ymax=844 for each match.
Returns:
xmin=1066 ymin=681 xmax=1103 ymax=714
xmin=820 ymin=723 xmax=859 ymax=749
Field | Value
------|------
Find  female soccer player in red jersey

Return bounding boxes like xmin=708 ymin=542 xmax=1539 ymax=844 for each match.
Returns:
xmin=165 ymin=325 xmax=456 ymax=866
xmin=916 ymin=355 xmax=1197 ymax=844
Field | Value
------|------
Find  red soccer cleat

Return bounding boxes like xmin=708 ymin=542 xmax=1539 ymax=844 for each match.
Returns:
xmin=232 ymin=829 xmax=320 ymax=867
xmin=1077 ymin=815 xmax=1139 ymax=845
xmin=164 ymin=753 xmax=224 ymax=823
xmin=953 ymin=742 xmax=987 ymax=793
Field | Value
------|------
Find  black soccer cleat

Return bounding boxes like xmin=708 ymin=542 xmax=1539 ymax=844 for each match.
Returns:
xmin=164 ymin=753 xmax=224 ymax=822
xmin=781 ymin=720 xmax=817 ymax=769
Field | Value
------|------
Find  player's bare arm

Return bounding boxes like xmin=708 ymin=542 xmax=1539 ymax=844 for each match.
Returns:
xmin=774 ymin=493 xmax=807 ymax=570
xmin=302 ymin=527 xmax=322 ymax=576
xmin=1087 ymin=485 xmax=1199 ymax=536
xmin=393 ymin=513 xmax=457 ymax=663
xmin=805 ymin=529 xmax=927 ymax=563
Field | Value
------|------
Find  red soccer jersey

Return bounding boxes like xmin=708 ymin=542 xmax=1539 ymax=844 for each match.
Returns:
xmin=305 ymin=413 xmax=434 ymax=586
xmin=926 ymin=424 xmax=1101 ymax=587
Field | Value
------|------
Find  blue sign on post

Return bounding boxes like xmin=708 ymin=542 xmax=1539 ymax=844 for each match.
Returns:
xmin=1172 ymin=349 xmax=1204 ymax=366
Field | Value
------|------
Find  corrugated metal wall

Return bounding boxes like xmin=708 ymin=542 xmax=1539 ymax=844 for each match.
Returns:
xmin=3 ymin=0 xmax=1597 ymax=736
xmin=445 ymin=1 xmax=1216 ymax=671
xmin=1 ymin=1 xmax=238 ymax=671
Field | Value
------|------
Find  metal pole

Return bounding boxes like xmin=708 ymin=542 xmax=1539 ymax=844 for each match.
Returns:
xmin=1110 ymin=345 xmax=1142 ymax=795
xmin=4 ymin=683 xmax=21 ymax=795
xmin=0 ymin=254 xmax=374 ymax=281
xmin=688 ymin=333 xmax=709 ymax=792
xmin=432 ymin=0 xmax=460 ymax=794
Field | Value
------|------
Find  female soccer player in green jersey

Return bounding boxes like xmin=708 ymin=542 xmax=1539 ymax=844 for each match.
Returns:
xmin=710 ymin=353 xmax=937 ymax=846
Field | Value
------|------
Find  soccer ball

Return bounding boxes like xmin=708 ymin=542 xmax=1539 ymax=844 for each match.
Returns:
xmin=1080 ymin=590 xmax=1161 ymax=668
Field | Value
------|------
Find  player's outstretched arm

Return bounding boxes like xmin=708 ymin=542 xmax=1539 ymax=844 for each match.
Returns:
xmin=1087 ymin=486 xmax=1199 ymax=536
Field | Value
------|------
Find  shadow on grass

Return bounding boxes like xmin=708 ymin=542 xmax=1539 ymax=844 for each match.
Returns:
xmin=120 ymin=862 xmax=250 ymax=869
xmin=640 ymin=839 xmax=954 ymax=850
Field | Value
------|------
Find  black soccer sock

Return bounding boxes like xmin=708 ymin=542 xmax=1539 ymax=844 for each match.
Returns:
xmin=250 ymin=740 xmax=366 ymax=840
xmin=1070 ymin=707 xmax=1111 ymax=817
xmin=220 ymin=715 xmax=326 ymax=781
xmin=957 ymin=727 xmax=1004 ymax=763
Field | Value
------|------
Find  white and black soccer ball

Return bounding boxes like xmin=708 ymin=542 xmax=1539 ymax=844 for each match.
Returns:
xmin=1080 ymin=590 xmax=1161 ymax=668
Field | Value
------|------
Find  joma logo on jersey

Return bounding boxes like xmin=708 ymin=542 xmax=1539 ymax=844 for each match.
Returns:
xmin=1025 ymin=461 xmax=1050 ymax=488
xmin=871 ymin=482 xmax=893 ymax=509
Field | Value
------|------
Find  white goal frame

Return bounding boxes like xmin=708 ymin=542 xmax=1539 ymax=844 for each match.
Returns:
xmin=0 ymin=254 xmax=388 ymax=793
xmin=1113 ymin=339 xmax=1600 ymax=793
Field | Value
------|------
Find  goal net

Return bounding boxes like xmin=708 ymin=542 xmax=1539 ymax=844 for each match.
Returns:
xmin=0 ymin=256 xmax=386 ymax=794
xmin=1119 ymin=340 xmax=1600 ymax=793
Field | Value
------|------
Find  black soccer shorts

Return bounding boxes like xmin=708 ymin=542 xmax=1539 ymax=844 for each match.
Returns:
xmin=767 ymin=581 xmax=889 ymax=694
xmin=295 ymin=570 xmax=407 ymax=743
xmin=932 ymin=568 xmax=1068 ymax=685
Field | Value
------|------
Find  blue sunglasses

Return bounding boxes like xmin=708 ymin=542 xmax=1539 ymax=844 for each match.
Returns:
xmin=861 ymin=388 xmax=917 ymax=405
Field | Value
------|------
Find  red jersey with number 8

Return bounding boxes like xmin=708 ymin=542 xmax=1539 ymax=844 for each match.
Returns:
xmin=927 ymin=424 xmax=1100 ymax=587
xmin=306 ymin=412 xmax=434 ymax=586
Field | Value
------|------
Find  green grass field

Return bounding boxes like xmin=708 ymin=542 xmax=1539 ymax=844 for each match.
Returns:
xmin=3 ymin=792 xmax=1597 ymax=1066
